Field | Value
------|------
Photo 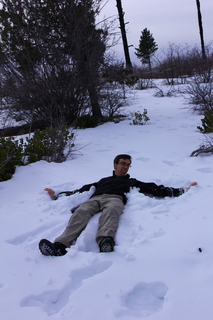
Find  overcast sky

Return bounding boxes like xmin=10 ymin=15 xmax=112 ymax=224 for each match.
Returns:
xmin=99 ymin=0 xmax=213 ymax=64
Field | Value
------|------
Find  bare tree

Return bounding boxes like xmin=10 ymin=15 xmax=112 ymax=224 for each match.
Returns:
xmin=196 ymin=0 xmax=206 ymax=60
xmin=116 ymin=0 xmax=132 ymax=70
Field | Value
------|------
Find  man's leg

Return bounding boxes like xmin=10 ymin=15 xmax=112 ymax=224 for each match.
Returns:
xmin=96 ymin=195 xmax=124 ymax=248
xmin=39 ymin=196 xmax=102 ymax=256
xmin=54 ymin=196 xmax=101 ymax=247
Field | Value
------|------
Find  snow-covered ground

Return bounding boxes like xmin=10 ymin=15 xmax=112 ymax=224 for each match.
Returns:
xmin=0 ymin=82 xmax=212 ymax=320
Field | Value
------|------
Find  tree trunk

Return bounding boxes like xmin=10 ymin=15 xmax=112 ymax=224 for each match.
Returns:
xmin=196 ymin=0 xmax=206 ymax=60
xmin=88 ymin=84 xmax=102 ymax=118
xmin=116 ymin=0 xmax=132 ymax=70
xmin=148 ymin=57 xmax=152 ymax=73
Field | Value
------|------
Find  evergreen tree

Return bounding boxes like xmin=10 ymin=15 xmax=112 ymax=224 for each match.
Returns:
xmin=135 ymin=28 xmax=158 ymax=71
xmin=0 ymin=0 xmax=106 ymax=126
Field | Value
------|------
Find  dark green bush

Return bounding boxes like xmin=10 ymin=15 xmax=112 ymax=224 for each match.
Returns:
xmin=24 ymin=126 xmax=75 ymax=163
xmin=0 ymin=137 xmax=24 ymax=181
xmin=0 ymin=126 xmax=75 ymax=181
xmin=130 ymin=109 xmax=150 ymax=125
xmin=197 ymin=113 xmax=213 ymax=133
xmin=74 ymin=114 xmax=99 ymax=129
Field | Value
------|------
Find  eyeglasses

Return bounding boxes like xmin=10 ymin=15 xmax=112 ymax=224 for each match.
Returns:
xmin=118 ymin=162 xmax=131 ymax=168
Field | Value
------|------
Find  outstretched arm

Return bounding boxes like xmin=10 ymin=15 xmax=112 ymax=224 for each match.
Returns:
xmin=136 ymin=180 xmax=198 ymax=198
xmin=185 ymin=182 xmax=198 ymax=192
xmin=44 ymin=181 xmax=97 ymax=200
xmin=44 ymin=188 xmax=56 ymax=200
xmin=44 ymin=188 xmax=77 ymax=200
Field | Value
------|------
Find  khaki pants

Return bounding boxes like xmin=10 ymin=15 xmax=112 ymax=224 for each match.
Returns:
xmin=54 ymin=194 xmax=124 ymax=247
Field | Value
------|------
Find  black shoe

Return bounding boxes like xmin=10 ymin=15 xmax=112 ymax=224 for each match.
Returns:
xmin=99 ymin=237 xmax=115 ymax=252
xmin=39 ymin=239 xmax=67 ymax=256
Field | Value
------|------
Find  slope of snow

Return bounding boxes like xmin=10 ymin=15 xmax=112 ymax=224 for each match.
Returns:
xmin=0 ymin=83 xmax=212 ymax=320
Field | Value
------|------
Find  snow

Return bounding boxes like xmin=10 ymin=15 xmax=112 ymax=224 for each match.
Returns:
xmin=0 ymin=82 xmax=212 ymax=320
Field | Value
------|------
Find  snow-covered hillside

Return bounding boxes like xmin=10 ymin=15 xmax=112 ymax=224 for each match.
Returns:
xmin=0 ymin=82 xmax=212 ymax=320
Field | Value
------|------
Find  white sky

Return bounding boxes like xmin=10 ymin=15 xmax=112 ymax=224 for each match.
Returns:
xmin=100 ymin=0 xmax=213 ymax=63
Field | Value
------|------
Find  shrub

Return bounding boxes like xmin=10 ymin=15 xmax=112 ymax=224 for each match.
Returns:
xmin=186 ymin=76 xmax=213 ymax=113
xmin=0 ymin=137 xmax=24 ymax=181
xmin=0 ymin=126 xmax=75 ymax=181
xmin=190 ymin=133 xmax=213 ymax=156
xmin=197 ymin=113 xmax=213 ymax=133
xmin=24 ymin=126 xmax=75 ymax=163
xmin=74 ymin=114 xmax=99 ymax=129
xmin=135 ymin=78 xmax=154 ymax=90
xmin=130 ymin=109 xmax=150 ymax=125
xmin=100 ymin=89 xmax=126 ymax=121
xmin=154 ymin=84 xmax=176 ymax=97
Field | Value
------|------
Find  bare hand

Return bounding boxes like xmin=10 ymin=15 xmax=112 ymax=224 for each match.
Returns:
xmin=44 ymin=188 xmax=55 ymax=199
xmin=185 ymin=182 xmax=198 ymax=192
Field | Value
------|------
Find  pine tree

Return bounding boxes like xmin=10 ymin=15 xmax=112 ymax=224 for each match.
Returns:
xmin=0 ymin=0 xmax=106 ymax=125
xmin=135 ymin=28 xmax=158 ymax=71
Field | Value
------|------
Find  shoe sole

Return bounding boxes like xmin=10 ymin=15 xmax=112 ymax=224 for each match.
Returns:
xmin=100 ymin=243 xmax=114 ymax=252
xmin=99 ymin=239 xmax=114 ymax=252
xmin=39 ymin=239 xmax=62 ymax=256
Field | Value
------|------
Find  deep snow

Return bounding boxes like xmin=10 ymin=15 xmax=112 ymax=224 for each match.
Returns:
xmin=0 ymin=82 xmax=213 ymax=320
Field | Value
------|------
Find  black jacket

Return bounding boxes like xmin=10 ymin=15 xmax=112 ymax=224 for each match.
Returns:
xmin=55 ymin=171 xmax=184 ymax=203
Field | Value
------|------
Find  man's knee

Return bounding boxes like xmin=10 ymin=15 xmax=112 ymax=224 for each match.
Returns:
xmin=108 ymin=201 xmax=124 ymax=215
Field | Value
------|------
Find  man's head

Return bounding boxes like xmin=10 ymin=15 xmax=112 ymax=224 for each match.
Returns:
xmin=113 ymin=154 xmax=132 ymax=176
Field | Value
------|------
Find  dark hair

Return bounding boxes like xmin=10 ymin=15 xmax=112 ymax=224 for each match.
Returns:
xmin=114 ymin=154 xmax=132 ymax=164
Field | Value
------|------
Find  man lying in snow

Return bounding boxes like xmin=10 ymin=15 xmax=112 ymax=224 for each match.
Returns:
xmin=39 ymin=154 xmax=197 ymax=256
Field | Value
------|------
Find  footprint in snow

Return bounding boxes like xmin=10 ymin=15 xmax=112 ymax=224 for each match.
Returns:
xmin=119 ymin=281 xmax=168 ymax=318
xmin=196 ymin=167 xmax=213 ymax=173
xmin=136 ymin=157 xmax=151 ymax=163
xmin=20 ymin=260 xmax=112 ymax=315
xmin=162 ymin=160 xmax=175 ymax=166
xmin=6 ymin=221 xmax=64 ymax=247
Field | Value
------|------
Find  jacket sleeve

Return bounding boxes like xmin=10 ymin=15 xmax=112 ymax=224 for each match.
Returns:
xmin=54 ymin=182 xmax=98 ymax=200
xmin=135 ymin=180 xmax=185 ymax=198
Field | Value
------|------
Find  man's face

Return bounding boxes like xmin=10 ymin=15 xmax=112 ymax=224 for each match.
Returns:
xmin=114 ymin=158 xmax=131 ymax=176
